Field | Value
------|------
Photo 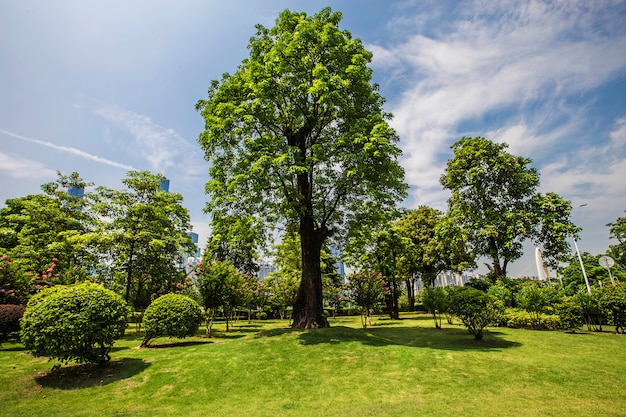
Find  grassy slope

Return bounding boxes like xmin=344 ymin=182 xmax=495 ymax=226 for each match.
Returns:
xmin=1 ymin=314 xmax=625 ymax=417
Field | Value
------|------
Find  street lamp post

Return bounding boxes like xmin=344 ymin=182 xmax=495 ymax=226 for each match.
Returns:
xmin=573 ymin=204 xmax=591 ymax=294
xmin=572 ymin=238 xmax=592 ymax=294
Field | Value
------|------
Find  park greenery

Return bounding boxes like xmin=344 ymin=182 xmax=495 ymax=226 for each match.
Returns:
xmin=0 ymin=10 xmax=625 ymax=415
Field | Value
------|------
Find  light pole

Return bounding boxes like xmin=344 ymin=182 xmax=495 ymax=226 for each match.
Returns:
xmin=573 ymin=204 xmax=591 ymax=294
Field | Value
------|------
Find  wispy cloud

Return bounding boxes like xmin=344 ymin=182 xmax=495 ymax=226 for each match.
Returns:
xmin=0 ymin=128 xmax=137 ymax=171
xmin=94 ymin=106 xmax=205 ymax=183
xmin=369 ymin=1 xmax=626 ymax=208
xmin=0 ymin=151 xmax=56 ymax=180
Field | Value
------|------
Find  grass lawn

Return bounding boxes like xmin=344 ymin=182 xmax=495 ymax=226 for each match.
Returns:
xmin=1 ymin=313 xmax=625 ymax=417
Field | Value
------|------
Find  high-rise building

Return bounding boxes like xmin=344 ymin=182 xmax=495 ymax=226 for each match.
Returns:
xmin=67 ymin=186 xmax=84 ymax=198
xmin=159 ymin=178 xmax=170 ymax=192
xmin=258 ymin=262 xmax=275 ymax=280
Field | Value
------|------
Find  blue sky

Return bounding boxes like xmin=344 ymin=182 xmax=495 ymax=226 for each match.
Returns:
xmin=1 ymin=0 xmax=625 ymax=277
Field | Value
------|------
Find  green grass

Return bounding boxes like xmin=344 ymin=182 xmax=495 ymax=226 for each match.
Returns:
xmin=1 ymin=314 xmax=625 ymax=417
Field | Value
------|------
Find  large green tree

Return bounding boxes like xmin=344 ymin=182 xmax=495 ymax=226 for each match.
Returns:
xmin=196 ymin=8 xmax=407 ymax=328
xmin=440 ymin=137 xmax=578 ymax=279
xmin=93 ymin=171 xmax=195 ymax=310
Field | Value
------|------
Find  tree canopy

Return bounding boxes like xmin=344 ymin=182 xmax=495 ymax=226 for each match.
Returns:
xmin=440 ymin=137 xmax=578 ymax=278
xmin=196 ymin=8 xmax=407 ymax=328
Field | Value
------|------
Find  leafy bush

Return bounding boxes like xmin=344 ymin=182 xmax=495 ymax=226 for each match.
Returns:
xmin=572 ymin=289 xmax=603 ymax=331
xmin=141 ymin=293 xmax=202 ymax=347
xmin=20 ymin=283 xmax=127 ymax=364
xmin=504 ymin=309 xmax=562 ymax=330
xmin=555 ymin=299 xmax=582 ymax=332
xmin=596 ymin=282 xmax=626 ymax=334
xmin=0 ymin=304 xmax=25 ymax=343
xmin=448 ymin=286 xmax=504 ymax=340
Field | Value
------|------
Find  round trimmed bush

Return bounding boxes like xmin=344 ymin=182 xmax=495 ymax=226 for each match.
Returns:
xmin=20 ymin=283 xmax=127 ymax=364
xmin=140 ymin=293 xmax=202 ymax=347
xmin=0 ymin=304 xmax=25 ymax=343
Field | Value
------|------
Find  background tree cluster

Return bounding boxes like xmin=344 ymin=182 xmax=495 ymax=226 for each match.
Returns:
xmin=0 ymin=170 xmax=196 ymax=311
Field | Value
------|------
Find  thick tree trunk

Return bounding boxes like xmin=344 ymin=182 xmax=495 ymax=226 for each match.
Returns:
xmin=291 ymin=216 xmax=330 ymax=329
xmin=405 ymin=278 xmax=415 ymax=311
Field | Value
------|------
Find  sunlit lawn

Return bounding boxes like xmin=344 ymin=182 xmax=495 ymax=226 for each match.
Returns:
xmin=1 ymin=313 xmax=625 ymax=417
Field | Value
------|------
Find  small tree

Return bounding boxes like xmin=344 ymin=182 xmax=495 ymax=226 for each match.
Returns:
xmin=347 ymin=271 xmax=386 ymax=328
xmin=140 ymin=293 xmax=202 ymax=347
xmin=20 ymin=283 xmax=127 ymax=364
xmin=193 ymin=260 xmax=240 ymax=337
xmin=420 ymin=286 xmax=448 ymax=329
xmin=448 ymin=286 xmax=504 ymax=340
xmin=266 ymin=271 xmax=299 ymax=320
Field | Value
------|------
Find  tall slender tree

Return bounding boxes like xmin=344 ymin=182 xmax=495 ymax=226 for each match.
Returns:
xmin=196 ymin=8 xmax=407 ymax=328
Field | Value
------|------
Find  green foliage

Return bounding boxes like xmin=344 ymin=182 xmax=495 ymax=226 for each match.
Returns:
xmin=607 ymin=209 xmax=626 ymax=269
xmin=0 ymin=255 xmax=31 ymax=305
xmin=93 ymin=171 xmax=195 ymax=310
xmin=266 ymin=271 xmax=299 ymax=320
xmin=205 ymin=214 xmax=262 ymax=276
xmin=193 ymin=260 xmax=242 ymax=336
xmin=571 ymin=289 xmax=603 ymax=331
xmin=419 ymin=286 xmax=448 ymax=328
xmin=0 ymin=172 xmax=98 ymax=283
xmin=555 ymin=298 xmax=583 ymax=332
xmin=515 ymin=284 xmax=562 ymax=327
xmin=440 ymin=137 xmax=578 ymax=278
xmin=448 ymin=286 xmax=504 ymax=340
xmin=20 ymin=283 xmax=127 ymax=364
xmin=0 ymin=304 xmax=25 ymax=343
xmin=559 ymin=253 xmax=626 ymax=296
xmin=347 ymin=271 xmax=386 ymax=328
xmin=596 ymin=282 xmax=626 ymax=333
xmin=487 ymin=284 xmax=513 ymax=307
xmin=141 ymin=293 xmax=202 ymax=347
xmin=196 ymin=7 xmax=407 ymax=328
xmin=504 ymin=309 xmax=562 ymax=330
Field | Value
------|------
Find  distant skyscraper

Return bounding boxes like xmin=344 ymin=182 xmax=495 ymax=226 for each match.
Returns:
xmin=67 ymin=186 xmax=84 ymax=198
xmin=159 ymin=178 xmax=170 ymax=192
xmin=258 ymin=263 xmax=275 ymax=280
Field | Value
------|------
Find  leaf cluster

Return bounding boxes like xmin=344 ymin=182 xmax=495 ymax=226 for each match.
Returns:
xmin=141 ymin=293 xmax=202 ymax=347
xmin=20 ymin=283 xmax=127 ymax=364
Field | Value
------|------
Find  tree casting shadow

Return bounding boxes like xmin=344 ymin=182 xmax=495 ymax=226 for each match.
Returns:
xmin=35 ymin=357 xmax=150 ymax=390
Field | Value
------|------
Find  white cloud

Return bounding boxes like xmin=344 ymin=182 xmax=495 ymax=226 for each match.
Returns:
xmin=94 ymin=106 xmax=206 ymax=183
xmin=0 ymin=129 xmax=136 ymax=171
xmin=371 ymin=1 xmax=626 ymax=209
xmin=0 ymin=152 xmax=56 ymax=180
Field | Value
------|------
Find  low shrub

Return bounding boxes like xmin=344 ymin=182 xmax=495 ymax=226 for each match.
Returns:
xmin=504 ymin=309 xmax=562 ymax=330
xmin=141 ymin=293 xmax=202 ymax=347
xmin=0 ymin=304 xmax=25 ymax=343
xmin=448 ymin=286 xmax=504 ymax=340
xmin=20 ymin=283 xmax=127 ymax=364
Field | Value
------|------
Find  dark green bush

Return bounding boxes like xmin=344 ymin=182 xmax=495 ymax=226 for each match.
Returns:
xmin=448 ymin=286 xmax=504 ymax=340
xmin=596 ymin=282 xmax=626 ymax=334
xmin=0 ymin=304 xmax=25 ymax=343
xmin=20 ymin=283 xmax=127 ymax=364
xmin=555 ymin=300 xmax=582 ymax=332
xmin=504 ymin=309 xmax=562 ymax=330
xmin=140 ymin=293 xmax=202 ymax=347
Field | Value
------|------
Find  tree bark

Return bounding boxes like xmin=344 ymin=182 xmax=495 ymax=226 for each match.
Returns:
xmin=291 ymin=215 xmax=330 ymax=329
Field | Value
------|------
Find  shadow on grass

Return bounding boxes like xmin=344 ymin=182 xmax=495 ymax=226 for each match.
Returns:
xmin=144 ymin=340 xmax=214 ymax=348
xmin=35 ymin=357 xmax=150 ymax=390
xmin=257 ymin=326 xmax=521 ymax=351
